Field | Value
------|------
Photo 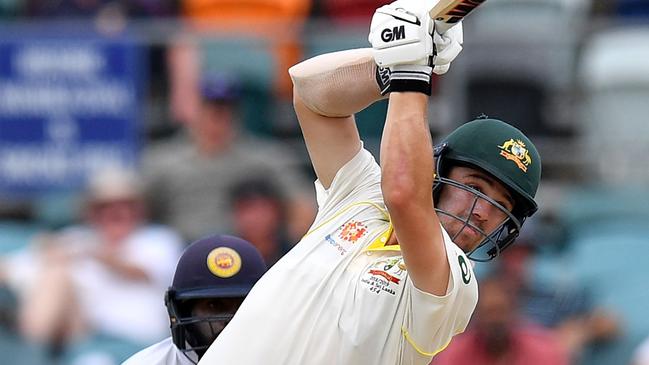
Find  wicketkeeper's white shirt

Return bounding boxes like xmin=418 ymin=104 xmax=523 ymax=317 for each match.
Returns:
xmin=199 ymin=147 xmax=479 ymax=365
xmin=122 ymin=337 xmax=195 ymax=365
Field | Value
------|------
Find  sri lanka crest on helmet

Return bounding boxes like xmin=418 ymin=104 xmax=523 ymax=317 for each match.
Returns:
xmin=206 ymin=247 xmax=242 ymax=278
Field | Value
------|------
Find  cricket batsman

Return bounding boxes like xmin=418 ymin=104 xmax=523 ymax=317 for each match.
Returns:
xmin=198 ymin=0 xmax=542 ymax=363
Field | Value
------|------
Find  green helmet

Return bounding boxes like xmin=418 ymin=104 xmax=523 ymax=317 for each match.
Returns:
xmin=433 ymin=117 xmax=542 ymax=261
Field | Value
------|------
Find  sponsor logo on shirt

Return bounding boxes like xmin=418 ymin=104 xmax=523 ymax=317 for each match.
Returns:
xmin=325 ymin=233 xmax=348 ymax=256
xmin=324 ymin=220 xmax=369 ymax=256
xmin=361 ymin=258 xmax=407 ymax=296
xmin=339 ymin=220 xmax=368 ymax=243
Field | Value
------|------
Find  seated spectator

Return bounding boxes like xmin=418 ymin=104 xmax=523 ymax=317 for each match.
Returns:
xmin=143 ymin=72 xmax=315 ymax=244
xmin=431 ymin=274 xmax=569 ymax=365
xmin=495 ymin=219 xmax=620 ymax=363
xmin=2 ymin=167 xmax=184 ymax=364
xmin=229 ymin=177 xmax=292 ymax=266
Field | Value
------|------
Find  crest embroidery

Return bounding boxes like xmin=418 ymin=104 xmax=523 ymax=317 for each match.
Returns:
xmin=498 ymin=139 xmax=532 ymax=172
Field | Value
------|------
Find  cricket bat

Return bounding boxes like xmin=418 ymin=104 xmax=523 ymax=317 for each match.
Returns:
xmin=429 ymin=0 xmax=487 ymax=33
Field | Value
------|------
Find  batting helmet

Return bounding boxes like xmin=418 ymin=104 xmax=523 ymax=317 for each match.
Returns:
xmin=434 ymin=117 xmax=542 ymax=261
xmin=165 ymin=234 xmax=266 ymax=362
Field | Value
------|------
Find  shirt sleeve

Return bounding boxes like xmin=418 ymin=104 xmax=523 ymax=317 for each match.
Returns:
xmin=399 ymin=240 xmax=479 ymax=363
xmin=313 ymin=144 xmax=383 ymax=216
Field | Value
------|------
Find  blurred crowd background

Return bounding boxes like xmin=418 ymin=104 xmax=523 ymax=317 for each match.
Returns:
xmin=0 ymin=0 xmax=647 ymax=364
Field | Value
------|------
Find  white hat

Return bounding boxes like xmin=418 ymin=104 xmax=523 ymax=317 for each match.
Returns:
xmin=86 ymin=166 xmax=143 ymax=203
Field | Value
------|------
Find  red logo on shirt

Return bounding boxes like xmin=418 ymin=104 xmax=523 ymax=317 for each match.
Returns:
xmin=339 ymin=220 xmax=368 ymax=243
xmin=369 ymin=269 xmax=401 ymax=284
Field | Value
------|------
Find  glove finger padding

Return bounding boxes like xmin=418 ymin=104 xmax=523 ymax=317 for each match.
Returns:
xmin=431 ymin=21 xmax=463 ymax=75
xmin=432 ymin=63 xmax=450 ymax=75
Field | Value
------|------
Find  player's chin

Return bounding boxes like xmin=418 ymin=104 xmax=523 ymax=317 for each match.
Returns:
xmin=455 ymin=228 xmax=482 ymax=252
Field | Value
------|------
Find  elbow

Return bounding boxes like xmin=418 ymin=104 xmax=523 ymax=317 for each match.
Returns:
xmin=289 ymin=63 xmax=347 ymax=118
xmin=382 ymin=175 xmax=418 ymax=213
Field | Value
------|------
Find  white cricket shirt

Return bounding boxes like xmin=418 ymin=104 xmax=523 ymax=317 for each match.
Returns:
xmin=122 ymin=337 xmax=196 ymax=365
xmin=199 ymin=147 xmax=478 ymax=365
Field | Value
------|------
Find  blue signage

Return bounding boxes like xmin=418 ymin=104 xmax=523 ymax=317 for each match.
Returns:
xmin=0 ymin=30 xmax=144 ymax=193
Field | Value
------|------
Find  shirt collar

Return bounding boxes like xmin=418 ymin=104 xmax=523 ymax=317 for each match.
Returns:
xmin=364 ymin=223 xmax=400 ymax=252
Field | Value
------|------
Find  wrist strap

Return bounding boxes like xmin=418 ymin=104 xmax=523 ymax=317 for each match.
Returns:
xmin=389 ymin=64 xmax=433 ymax=95
xmin=375 ymin=64 xmax=433 ymax=96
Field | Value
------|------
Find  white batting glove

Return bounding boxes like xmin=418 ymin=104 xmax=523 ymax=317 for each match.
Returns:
xmin=431 ymin=20 xmax=463 ymax=75
xmin=369 ymin=0 xmax=463 ymax=94
xmin=369 ymin=2 xmax=435 ymax=68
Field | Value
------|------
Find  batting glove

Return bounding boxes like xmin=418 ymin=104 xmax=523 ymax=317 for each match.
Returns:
xmin=369 ymin=0 xmax=463 ymax=94
xmin=431 ymin=19 xmax=463 ymax=75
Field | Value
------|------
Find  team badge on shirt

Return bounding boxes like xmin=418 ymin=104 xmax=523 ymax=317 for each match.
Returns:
xmin=361 ymin=257 xmax=407 ymax=296
xmin=206 ymin=247 xmax=242 ymax=278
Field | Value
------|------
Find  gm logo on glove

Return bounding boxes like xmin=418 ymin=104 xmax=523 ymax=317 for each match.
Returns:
xmin=381 ymin=25 xmax=405 ymax=42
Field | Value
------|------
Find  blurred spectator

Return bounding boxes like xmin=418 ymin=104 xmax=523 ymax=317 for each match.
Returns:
xmin=633 ymin=336 xmax=649 ymax=365
xmin=176 ymin=0 xmax=311 ymax=99
xmin=541 ymin=187 xmax=649 ymax=365
xmin=1 ymin=167 xmax=184 ymax=364
xmin=26 ymin=0 xmax=177 ymax=18
xmin=229 ymin=177 xmax=292 ymax=266
xmin=143 ymin=72 xmax=315 ymax=244
xmin=321 ymin=0 xmax=390 ymax=24
xmin=494 ymin=221 xmax=620 ymax=363
xmin=167 ymin=36 xmax=203 ymax=127
xmin=431 ymin=274 xmax=570 ymax=365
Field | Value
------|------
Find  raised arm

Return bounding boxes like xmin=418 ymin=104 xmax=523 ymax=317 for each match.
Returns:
xmin=381 ymin=92 xmax=448 ymax=296
xmin=288 ymin=49 xmax=384 ymax=188
xmin=369 ymin=1 xmax=464 ymax=296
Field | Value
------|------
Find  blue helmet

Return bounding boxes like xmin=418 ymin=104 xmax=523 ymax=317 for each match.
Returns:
xmin=165 ymin=235 xmax=266 ymax=362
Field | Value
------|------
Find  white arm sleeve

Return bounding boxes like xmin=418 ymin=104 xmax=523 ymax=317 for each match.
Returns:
xmin=289 ymin=48 xmax=386 ymax=118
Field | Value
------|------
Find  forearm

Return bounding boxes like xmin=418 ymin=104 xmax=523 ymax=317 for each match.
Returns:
xmin=381 ymin=92 xmax=434 ymax=199
xmin=289 ymin=48 xmax=385 ymax=118
xmin=381 ymin=92 xmax=449 ymax=296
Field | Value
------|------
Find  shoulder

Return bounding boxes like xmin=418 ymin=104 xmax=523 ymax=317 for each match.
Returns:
xmin=440 ymin=230 xmax=477 ymax=292
xmin=122 ymin=338 xmax=180 ymax=365
xmin=318 ymin=146 xmax=380 ymax=193
xmin=314 ymin=146 xmax=382 ymax=213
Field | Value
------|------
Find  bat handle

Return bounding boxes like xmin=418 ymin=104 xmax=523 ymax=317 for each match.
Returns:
xmin=434 ymin=20 xmax=455 ymax=34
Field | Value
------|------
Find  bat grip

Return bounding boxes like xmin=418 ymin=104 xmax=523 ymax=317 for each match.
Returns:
xmin=434 ymin=20 xmax=454 ymax=34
